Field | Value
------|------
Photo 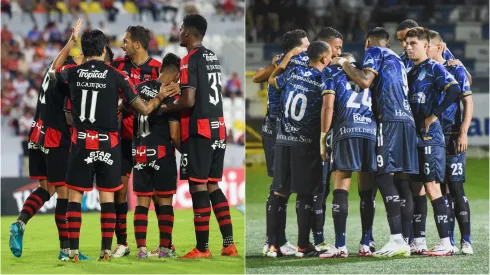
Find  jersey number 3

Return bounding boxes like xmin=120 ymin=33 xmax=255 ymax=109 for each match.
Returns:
xmin=208 ymin=72 xmax=222 ymax=106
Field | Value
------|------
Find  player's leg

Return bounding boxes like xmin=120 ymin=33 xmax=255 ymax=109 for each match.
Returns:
xmin=54 ymin=185 xmax=69 ymax=259
xmin=421 ymin=145 xmax=453 ymax=256
xmin=446 ymin=148 xmax=472 ymax=254
xmin=180 ymin=137 xmax=212 ymax=258
xmin=409 ymin=181 xmax=428 ymax=254
xmin=10 ymin=147 xmax=52 ymax=258
xmin=134 ymin=195 xmax=151 ymax=259
xmin=66 ymin=189 xmax=85 ymax=262
xmin=147 ymin=193 xmax=161 ymax=257
xmin=113 ymin=139 xmax=132 ymax=257
xmin=440 ymin=183 xmax=456 ymax=252
xmin=394 ymin=173 xmax=414 ymax=243
xmin=311 ymin=161 xmax=330 ymax=251
xmin=358 ymin=172 xmax=376 ymax=256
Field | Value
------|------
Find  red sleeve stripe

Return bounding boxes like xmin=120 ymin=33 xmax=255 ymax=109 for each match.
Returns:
xmin=180 ymin=48 xmax=199 ymax=85
xmin=56 ymin=63 xmax=77 ymax=73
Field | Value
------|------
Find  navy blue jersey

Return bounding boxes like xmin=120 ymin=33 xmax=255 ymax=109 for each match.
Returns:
xmin=265 ymin=52 xmax=309 ymax=122
xmin=323 ymin=65 xmax=376 ymax=142
xmin=401 ymin=48 xmax=456 ymax=73
xmin=441 ymin=62 xmax=472 ymax=134
xmin=407 ymin=58 xmax=458 ymax=146
xmin=272 ymin=64 xmax=329 ymax=147
xmin=362 ymin=47 xmax=414 ymax=125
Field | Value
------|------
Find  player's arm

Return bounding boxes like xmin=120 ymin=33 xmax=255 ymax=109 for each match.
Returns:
xmin=333 ymin=58 xmax=375 ymax=89
xmin=268 ymin=47 xmax=303 ymax=87
xmin=48 ymin=18 xmax=82 ymax=78
xmin=253 ymin=54 xmax=282 ymax=83
xmin=158 ymin=87 xmax=195 ymax=114
xmin=320 ymin=92 xmax=335 ymax=162
xmin=169 ymin=121 xmax=181 ymax=152
xmin=458 ymin=95 xmax=473 ymax=153
xmin=118 ymin=75 xmax=164 ymax=116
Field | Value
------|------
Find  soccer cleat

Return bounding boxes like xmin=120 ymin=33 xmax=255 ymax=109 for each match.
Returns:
xmin=410 ymin=238 xmax=428 ymax=255
xmin=315 ymin=241 xmax=332 ymax=253
xmin=373 ymin=235 xmax=410 ymax=258
xmin=452 ymin=245 xmax=460 ymax=254
xmin=461 ymin=240 xmax=473 ymax=255
xmin=98 ymin=250 xmax=111 ymax=261
xmin=61 ymin=254 xmax=80 ymax=263
xmin=159 ymin=245 xmax=177 ymax=258
xmin=9 ymin=221 xmax=25 ymax=258
xmin=262 ymin=243 xmax=269 ymax=256
xmin=266 ymin=245 xmax=278 ymax=258
xmin=148 ymin=247 xmax=160 ymax=257
xmin=112 ymin=243 xmax=130 ymax=258
xmin=136 ymin=247 xmax=148 ymax=259
xmin=369 ymin=240 xmax=376 ymax=252
xmin=181 ymin=248 xmax=212 ymax=259
xmin=295 ymin=244 xmax=319 ymax=258
xmin=358 ymin=244 xmax=372 ymax=257
xmin=427 ymin=239 xmax=454 ymax=256
xmin=221 ymin=243 xmax=238 ymax=256
xmin=319 ymin=246 xmax=348 ymax=258
xmin=77 ymin=251 xmax=93 ymax=261
xmin=280 ymin=242 xmax=297 ymax=256
xmin=58 ymin=249 xmax=69 ymax=260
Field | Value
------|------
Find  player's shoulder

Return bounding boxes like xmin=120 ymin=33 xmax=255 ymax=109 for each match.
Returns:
xmin=103 ymin=62 xmax=129 ymax=79
xmin=111 ymin=56 xmax=129 ymax=64
xmin=56 ymin=63 xmax=79 ymax=73
xmin=148 ymin=58 xmax=162 ymax=68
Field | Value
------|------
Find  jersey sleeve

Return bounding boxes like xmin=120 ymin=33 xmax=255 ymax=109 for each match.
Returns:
xmin=433 ymin=63 xmax=458 ymax=93
xmin=117 ymin=72 xmax=140 ymax=104
xmin=443 ymin=48 xmax=456 ymax=60
xmin=55 ymin=64 xmax=76 ymax=84
xmin=322 ymin=70 xmax=336 ymax=96
xmin=273 ymin=66 xmax=293 ymax=90
xmin=64 ymin=96 xmax=72 ymax=112
xmin=180 ymin=54 xmax=198 ymax=90
xmin=362 ymin=47 xmax=383 ymax=75
xmin=453 ymin=67 xmax=472 ymax=98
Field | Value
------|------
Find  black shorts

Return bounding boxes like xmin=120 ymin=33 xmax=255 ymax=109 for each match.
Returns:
xmin=180 ymin=136 xmax=226 ymax=183
xmin=66 ymin=144 xmax=123 ymax=192
xmin=121 ymin=138 xmax=133 ymax=177
xmin=445 ymin=134 xmax=466 ymax=183
xmin=28 ymin=141 xmax=69 ymax=186
xmin=332 ymin=138 xmax=377 ymax=172
xmin=261 ymin=133 xmax=276 ymax=177
xmin=271 ymin=145 xmax=322 ymax=195
xmin=133 ymin=156 xmax=178 ymax=196
xmin=412 ymin=145 xmax=446 ymax=183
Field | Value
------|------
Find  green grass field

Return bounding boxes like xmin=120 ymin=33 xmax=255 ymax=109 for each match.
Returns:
xmin=2 ymin=208 xmax=244 ymax=274
xmin=245 ymin=159 xmax=489 ymax=274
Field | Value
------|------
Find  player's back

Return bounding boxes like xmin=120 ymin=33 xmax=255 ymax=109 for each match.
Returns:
xmin=362 ymin=46 xmax=414 ymax=125
xmin=63 ymin=60 xmax=136 ymax=148
xmin=441 ymin=62 xmax=471 ymax=134
xmin=325 ymin=65 xmax=376 ymax=143
xmin=180 ymin=46 xmax=225 ymax=141
xmin=275 ymin=65 xmax=325 ymax=147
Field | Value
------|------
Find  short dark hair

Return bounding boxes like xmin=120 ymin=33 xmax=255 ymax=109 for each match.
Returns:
xmin=405 ymin=27 xmax=431 ymax=43
xmin=105 ymin=46 xmax=114 ymax=63
xmin=183 ymin=13 xmax=207 ymax=37
xmin=280 ymin=29 xmax=307 ymax=52
xmin=307 ymin=41 xmax=330 ymax=61
xmin=81 ymin=29 xmax=108 ymax=58
xmin=316 ymin=27 xmax=343 ymax=41
xmin=366 ymin=27 xmax=390 ymax=42
xmin=160 ymin=53 xmax=181 ymax=73
xmin=126 ymin=25 xmax=151 ymax=50
xmin=428 ymin=30 xmax=443 ymax=43
xmin=397 ymin=19 xmax=419 ymax=31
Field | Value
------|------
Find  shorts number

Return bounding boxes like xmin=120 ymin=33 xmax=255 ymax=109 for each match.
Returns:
xmin=377 ymin=155 xmax=384 ymax=167
xmin=181 ymin=153 xmax=188 ymax=167
xmin=346 ymin=84 xmax=372 ymax=111
xmin=424 ymin=163 xmax=430 ymax=175
xmin=425 ymin=146 xmax=432 ymax=155
xmin=285 ymin=93 xmax=307 ymax=121
xmin=138 ymin=115 xmax=150 ymax=137
xmin=208 ymin=72 xmax=222 ymax=105
xmin=79 ymin=89 xmax=99 ymax=123
xmin=377 ymin=123 xmax=383 ymax=147
xmin=451 ymin=163 xmax=463 ymax=175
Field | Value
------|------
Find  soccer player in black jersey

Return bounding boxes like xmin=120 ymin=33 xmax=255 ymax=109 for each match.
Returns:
xmin=49 ymin=23 xmax=172 ymax=262
xmin=158 ymin=14 xmax=237 ymax=258
xmin=131 ymin=53 xmax=181 ymax=259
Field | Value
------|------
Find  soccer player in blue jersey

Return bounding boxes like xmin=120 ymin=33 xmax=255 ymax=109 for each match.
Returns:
xmin=318 ymin=53 xmax=377 ymax=258
xmin=267 ymin=41 xmax=332 ymax=258
xmin=333 ymin=27 xmax=419 ymax=257
xmin=257 ymin=30 xmax=310 ymax=257
xmin=427 ymin=30 xmax=473 ymax=255
xmin=405 ymin=27 xmax=463 ymax=256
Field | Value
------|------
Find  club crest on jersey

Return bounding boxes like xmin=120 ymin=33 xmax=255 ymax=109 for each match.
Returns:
xmin=411 ymin=92 xmax=426 ymax=104
xmin=77 ymin=69 xmax=108 ymax=79
xmin=143 ymin=74 xmax=151 ymax=81
xmin=418 ymin=69 xmax=426 ymax=81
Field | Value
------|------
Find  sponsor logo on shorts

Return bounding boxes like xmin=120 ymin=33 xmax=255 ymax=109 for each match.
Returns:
xmin=211 ymin=120 xmax=226 ymax=129
xmin=261 ymin=124 xmax=272 ymax=135
xmin=134 ymin=160 xmax=160 ymax=171
xmin=211 ymin=139 xmax=226 ymax=150
xmin=28 ymin=141 xmax=49 ymax=154
xmin=353 ymin=113 xmax=372 ymax=124
xmin=132 ymin=148 xmax=158 ymax=157
xmin=78 ymin=132 xmax=109 ymax=141
xmin=84 ymin=151 xmax=114 ymax=165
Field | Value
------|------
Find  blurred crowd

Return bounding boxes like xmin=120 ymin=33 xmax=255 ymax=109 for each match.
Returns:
xmin=1 ymin=0 xmax=244 ymax=145
xmin=246 ymin=0 xmax=489 ymax=43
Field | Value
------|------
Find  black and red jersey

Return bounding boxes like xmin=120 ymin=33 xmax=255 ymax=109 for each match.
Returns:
xmin=28 ymin=57 xmax=76 ymax=148
xmin=132 ymin=80 xmax=179 ymax=163
xmin=111 ymin=56 xmax=162 ymax=140
xmin=55 ymin=59 xmax=139 ymax=150
xmin=180 ymin=46 xmax=226 ymax=142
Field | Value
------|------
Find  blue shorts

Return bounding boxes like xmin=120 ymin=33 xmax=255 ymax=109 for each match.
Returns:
xmin=376 ymin=122 xmax=419 ymax=175
xmin=445 ymin=134 xmax=466 ymax=183
xmin=332 ymin=138 xmax=377 ymax=172
xmin=412 ymin=145 xmax=446 ymax=183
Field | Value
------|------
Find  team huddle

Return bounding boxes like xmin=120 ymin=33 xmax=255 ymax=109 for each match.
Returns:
xmin=254 ymin=19 xmax=473 ymax=258
xmin=9 ymin=14 xmax=238 ymax=261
